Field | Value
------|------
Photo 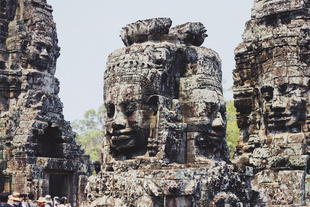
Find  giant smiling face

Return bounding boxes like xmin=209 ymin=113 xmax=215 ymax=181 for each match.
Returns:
xmin=259 ymin=76 xmax=310 ymax=135
xmin=104 ymin=80 xmax=157 ymax=157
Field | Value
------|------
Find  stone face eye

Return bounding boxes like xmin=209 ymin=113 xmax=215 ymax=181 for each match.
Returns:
xmin=263 ymin=92 xmax=272 ymax=102
xmin=279 ymin=84 xmax=288 ymax=94
xmin=36 ymin=45 xmax=42 ymax=51
xmin=106 ymin=103 xmax=115 ymax=118
xmin=261 ymin=86 xmax=273 ymax=102
xmin=120 ymin=102 xmax=136 ymax=117
xmin=46 ymin=45 xmax=52 ymax=53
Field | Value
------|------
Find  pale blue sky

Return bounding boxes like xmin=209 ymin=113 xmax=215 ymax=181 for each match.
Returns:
xmin=47 ymin=0 xmax=254 ymax=122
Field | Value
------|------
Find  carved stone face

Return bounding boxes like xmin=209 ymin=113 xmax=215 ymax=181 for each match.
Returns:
xmin=260 ymin=77 xmax=310 ymax=134
xmin=195 ymin=110 xmax=226 ymax=148
xmin=184 ymin=89 xmax=226 ymax=154
xmin=196 ymin=96 xmax=226 ymax=151
xmin=26 ymin=35 xmax=59 ymax=70
xmin=104 ymin=82 xmax=157 ymax=157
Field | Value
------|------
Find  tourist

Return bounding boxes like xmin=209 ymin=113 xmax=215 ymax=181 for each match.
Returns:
xmin=35 ymin=197 xmax=45 ymax=207
xmin=8 ymin=192 xmax=22 ymax=207
xmin=0 ymin=192 xmax=12 ymax=207
xmin=60 ymin=198 xmax=68 ymax=207
xmin=52 ymin=197 xmax=59 ymax=207
xmin=43 ymin=196 xmax=52 ymax=207
xmin=23 ymin=193 xmax=37 ymax=207
xmin=57 ymin=198 xmax=65 ymax=207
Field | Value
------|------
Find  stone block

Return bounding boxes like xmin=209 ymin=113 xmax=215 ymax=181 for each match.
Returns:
xmin=163 ymin=180 xmax=195 ymax=196
xmin=278 ymin=170 xmax=305 ymax=190
xmin=253 ymin=148 xmax=270 ymax=158
xmin=166 ymin=195 xmax=194 ymax=207
xmin=165 ymin=169 xmax=195 ymax=180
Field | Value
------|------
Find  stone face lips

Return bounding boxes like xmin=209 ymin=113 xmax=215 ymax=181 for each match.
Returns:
xmin=0 ymin=0 xmax=91 ymax=206
xmin=83 ymin=18 xmax=249 ymax=207
xmin=233 ymin=0 xmax=310 ymax=205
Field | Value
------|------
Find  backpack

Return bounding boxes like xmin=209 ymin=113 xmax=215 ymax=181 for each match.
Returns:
xmin=26 ymin=201 xmax=38 ymax=207
xmin=13 ymin=202 xmax=22 ymax=207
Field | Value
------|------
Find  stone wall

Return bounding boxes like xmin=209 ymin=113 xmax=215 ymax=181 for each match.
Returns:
xmin=0 ymin=0 xmax=92 ymax=206
xmin=233 ymin=0 xmax=310 ymax=205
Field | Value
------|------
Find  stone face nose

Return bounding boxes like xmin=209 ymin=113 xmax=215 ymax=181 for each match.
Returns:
xmin=212 ymin=112 xmax=224 ymax=128
xmin=112 ymin=110 xmax=127 ymax=129
xmin=271 ymin=97 xmax=286 ymax=110
xmin=40 ymin=48 xmax=49 ymax=57
xmin=112 ymin=121 xmax=126 ymax=130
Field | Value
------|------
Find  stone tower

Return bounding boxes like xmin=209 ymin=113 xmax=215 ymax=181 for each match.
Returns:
xmin=233 ymin=0 xmax=310 ymax=205
xmin=84 ymin=18 xmax=251 ymax=207
xmin=0 ymin=0 xmax=91 ymax=206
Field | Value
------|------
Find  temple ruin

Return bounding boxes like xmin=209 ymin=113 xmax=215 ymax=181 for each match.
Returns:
xmin=233 ymin=0 xmax=310 ymax=205
xmin=0 ymin=0 xmax=92 ymax=206
xmin=2 ymin=0 xmax=310 ymax=206
xmin=84 ymin=0 xmax=310 ymax=206
xmin=83 ymin=18 xmax=248 ymax=207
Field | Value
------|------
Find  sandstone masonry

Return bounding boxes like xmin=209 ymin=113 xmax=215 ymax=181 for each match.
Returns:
xmin=233 ymin=0 xmax=310 ymax=206
xmin=0 ymin=0 xmax=92 ymax=206
xmin=83 ymin=18 xmax=251 ymax=207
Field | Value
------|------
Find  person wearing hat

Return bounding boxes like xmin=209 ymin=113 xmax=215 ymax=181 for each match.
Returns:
xmin=8 ymin=192 xmax=22 ymax=207
xmin=0 ymin=192 xmax=12 ymax=207
xmin=9 ymin=196 xmax=22 ymax=207
xmin=35 ymin=197 xmax=45 ymax=207
xmin=43 ymin=196 xmax=52 ymax=207
xmin=52 ymin=197 xmax=59 ymax=207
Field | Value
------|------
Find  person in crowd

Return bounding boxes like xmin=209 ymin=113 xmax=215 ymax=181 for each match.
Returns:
xmin=57 ymin=198 xmax=65 ymax=207
xmin=0 ymin=192 xmax=12 ymax=207
xmin=61 ymin=197 xmax=69 ymax=207
xmin=35 ymin=197 xmax=45 ymax=207
xmin=23 ymin=193 xmax=37 ymax=207
xmin=43 ymin=196 xmax=52 ymax=207
xmin=52 ymin=197 xmax=59 ymax=207
xmin=8 ymin=192 xmax=22 ymax=207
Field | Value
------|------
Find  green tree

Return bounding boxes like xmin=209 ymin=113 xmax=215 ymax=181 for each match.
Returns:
xmin=72 ymin=104 xmax=105 ymax=161
xmin=226 ymin=100 xmax=239 ymax=159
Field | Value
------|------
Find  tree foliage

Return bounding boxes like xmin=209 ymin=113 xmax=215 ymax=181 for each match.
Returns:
xmin=72 ymin=104 xmax=105 ymax=161
xmin=226 ymin=100 xmax=239 ymax=159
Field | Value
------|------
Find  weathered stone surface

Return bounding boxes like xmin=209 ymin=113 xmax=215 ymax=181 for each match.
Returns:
xmin=103 ymin=18 xmax=229 ymax=164
xmin=83 ymin=18 xmax=248 ymax=207
xmin=233 ymin=0 xmax=310 ymax=205
xmin=84 ymin=161 xmax=247 ymax=207
xmin=120 ymin=18 xmax=172 ymax=47
xmin=0 ymin=1 xmax=91 ymax=206
xmin=169 ymin=22 xmax=207 ymax=46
